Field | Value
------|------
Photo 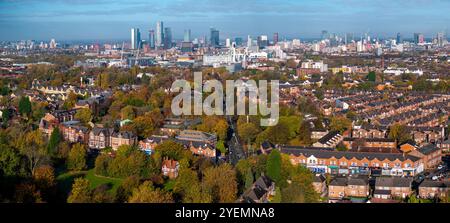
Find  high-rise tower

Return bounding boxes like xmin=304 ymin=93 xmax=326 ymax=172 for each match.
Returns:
xmin=131 ymin=28 xmax=141 ymax=49
xmin=156 ymin=21 xmax=164 ymax=48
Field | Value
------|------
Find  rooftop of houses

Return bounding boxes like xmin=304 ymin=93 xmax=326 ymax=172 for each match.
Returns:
xmin=161 ymin=159 xmax=179 ymax=169
xmin=417 ymin=144 xmax=440 ymax=155
xmin=375 ymin=176 xmax=414 ymax=188
xmin=111 ymin=131 xmax=136 ymax=139
xmin=176 ymin=130 xmax=217 ymax=143
xmin=279 ymin=146 xmax=421 ymax=162
xmin=349 ymin=147 xmax=401 ymax=154
xmin=329 ymin=177 xmax=348 ymax=186
xmin=240 ymin=175 xmax=274 ymax=203
xmin=317 ymin=131 xmax=341 ymax=145
xmin=347 ymin=176 xmax=369 ymax=186
xmin=313 ymin=174 xmax=326 ymax=183
xmin=90 ymin=127 xmax=115 ymax=136
xmin=343 ymin=137 xmax=395 ymax=143
xmin=419 ymin=180 xmax=450 ymax=188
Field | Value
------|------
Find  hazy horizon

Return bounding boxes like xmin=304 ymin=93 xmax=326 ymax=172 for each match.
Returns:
xmin=1 ymin=0 xmax=449 ymax=41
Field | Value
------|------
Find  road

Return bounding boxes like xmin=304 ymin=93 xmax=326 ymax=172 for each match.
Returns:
xmin=226 ymin=115 xmax=245 ymax=166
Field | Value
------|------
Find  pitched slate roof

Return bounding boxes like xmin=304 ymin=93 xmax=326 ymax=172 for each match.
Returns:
xmin=373 ymin=189 xmax=391 ymax=195
xmin=279 ymin=146 xmax=421 ymax=162
xmin=318 ymin=131 xmax=340 ymax=144
xmin=240 ymin=175 xmax=274 ymax=203
xmin=347 ymin=176 xmax=369 ymax=186
xmin=330 ymin=177 xmax=348 ymax=186
xmin=375 ymin=177 xmax=413 ymax=188
xmin=261 ymin=141 xmax=275 ymax=150
xmin=91 ymin=127 xmax=114 ymax=136
xmin=313 ymin=174 xmax=326 ymax=183
xmin=254 ymin=175 xmax=273 ymax=190
xmin=419 ymin=180 xmax=450 ymax=188
xmin=417 ymin=144 xmax=440 ymax=155
xmin=344 ymin=137 xmax=395 ymax=143
xmin=111 ymin=131 xmax=135 ymax=139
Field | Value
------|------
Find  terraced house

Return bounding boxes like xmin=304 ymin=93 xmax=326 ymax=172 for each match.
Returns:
xmin=279 ymin=146 xmax=424 ymax=176
xmin=418 ymin=180 xmax=450 ymax=199
xmin=373 ymin=177 xmax=413 ymax=199
xmin=88 ymin=127 xmax=114 ymax=150
xmin=328 ymin=176 xmax=369 ymax=200
xmin=110 ymin=131 xmax=137 ymax=150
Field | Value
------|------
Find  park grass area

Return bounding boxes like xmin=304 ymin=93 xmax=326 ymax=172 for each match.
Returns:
xmin=56 ymin=170 xmax=87 ymax=201
xmin=56 ymin=169 xmax=123 ymax=199
xmin=84 ymin=169 xmax=123 ymax=195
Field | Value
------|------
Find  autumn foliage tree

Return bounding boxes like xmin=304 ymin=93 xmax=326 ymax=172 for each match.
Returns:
xmin=74 ymin=108 xmax=93 ymax=124
xmin=47 ymin=126 xmax=62 ymax=156
xmin=174 ymin=168 xmax=211 ymax=203
xmin=67 ymin=178 xmax=92 ymax=203
xmin=128 ymin=181 xmax=173 ymax=203
xmin=67 ymin=143 xmax=87 ymax=171
xmin=18 ymin=130 xmax=48 ymax=175
xmin=388 ymin=123 xmax=411 ymax=145
xmin=201 ymin=163 xmax=237 ymax=203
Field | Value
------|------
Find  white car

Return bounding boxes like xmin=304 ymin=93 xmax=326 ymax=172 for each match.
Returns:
xmin=437 ymin=165 xmax=444 ymax=170
xmin=432 ymin=176 xmax=439 ymax=181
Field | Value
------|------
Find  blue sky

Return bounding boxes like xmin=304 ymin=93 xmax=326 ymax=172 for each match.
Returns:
xmin=0 ymin=0 xmax=449 ymax=41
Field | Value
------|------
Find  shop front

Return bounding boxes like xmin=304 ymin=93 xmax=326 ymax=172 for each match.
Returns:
xmin=390 ymin=168 xmax=403 ymax=176
xmin=338 ymin=168 xmax=349 ymax=175
xmin=307 ymin=165 xmax=327 ymax=173
xmin=381 ymin=169 xmax=391 ymax=176
xmin=328 ymin=165 xmax=339 ymax=175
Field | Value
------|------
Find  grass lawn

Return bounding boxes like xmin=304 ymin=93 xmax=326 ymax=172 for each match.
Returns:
xmin=84 ymin=169 xmax=123 ymax=195
xmin=56 ymin=171 xmax=87 ymax=202
xmin=56 ymin=169 xmax=124 ymax=201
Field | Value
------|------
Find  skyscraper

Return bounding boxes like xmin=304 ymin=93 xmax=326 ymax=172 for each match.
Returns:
xmin=345 ymin=33 xmax=353 ymax=45
xmin=247 ymin=35 xmax=252 ymax=48
xmin=273 ymin=32 xmax=279 ymax=45
xmin=396 ymin=32 xmax=402 ymax=44
xmin=156 ymin=21 xmax=164 ymax=48
xmin=184 ymin=29 xmax=191 ymax=42
xmin=437 ymin=32 xmax=445 ymax=47
xmin=226 ymin=38 xmax=231 ymax=48
xmin=149 ymin=30 xmax=155 ymax=49
xmin=210 ymin=28 xmax=220 ymax=47
xmin=164 ymin=27 xmax=172 ymax=49
xmin=321 ymin=30 xmax=328 ymax=40
xmin=131 ymin=28 xmax=141 ymax=49
xmin=257 ymin=35 xmax=268 ymax=48
xmin=235 ymin=37 xmax=243 ymax=46
xmin=414 ymin=33 xmax=424 ymax=44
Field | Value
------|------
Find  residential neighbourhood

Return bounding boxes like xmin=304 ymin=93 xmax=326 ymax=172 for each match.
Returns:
xmin=0 ymin=0 xmax=449 ymax=205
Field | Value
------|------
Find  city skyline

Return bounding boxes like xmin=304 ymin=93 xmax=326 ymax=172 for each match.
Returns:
xmin=1 ymin=0 xmax=449 ymax=41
